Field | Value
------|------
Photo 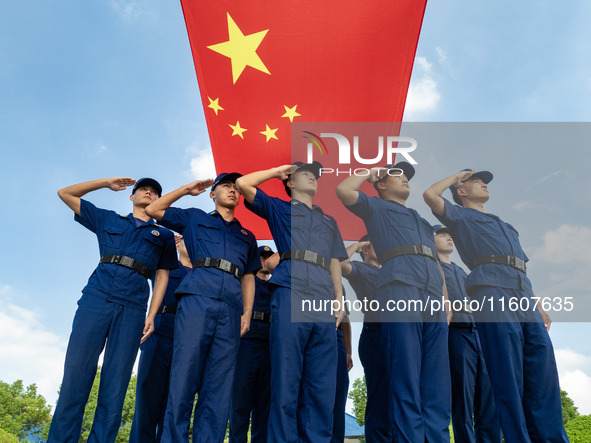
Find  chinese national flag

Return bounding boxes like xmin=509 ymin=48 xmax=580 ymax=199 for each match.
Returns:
xmin=180 ymin=0 xmax=427 ymax=240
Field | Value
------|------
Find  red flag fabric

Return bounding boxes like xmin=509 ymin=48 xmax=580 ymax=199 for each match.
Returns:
xmin=180 ymin=0 xmax=427 ymax=240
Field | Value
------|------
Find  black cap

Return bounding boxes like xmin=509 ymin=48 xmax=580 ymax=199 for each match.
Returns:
xmin=372 ymin=161 xmax=415 ymax=191
xmin=258 ymin=245 xmax=275 ymax=258
xmin=132 ymin=178 xmax=162 ymax=197
xmin=283 ymin=161 xmax=323 ymax=196
xmin=211 ymin=172 xmax=242 ymax=191
xmin=449 ymin=169 xmax=493 ymax=205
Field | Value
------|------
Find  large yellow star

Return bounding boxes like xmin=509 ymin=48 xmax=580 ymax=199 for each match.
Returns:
xmin=207 ymin=13 xmax=270 ymax=84
xmin=281 ymin=105 xmax=301 ymax=122
xmin=229 ymin=121 xmax=247 ymax=139
xmin=260 ymin=124 xmax=278 ymax=142
xmin=207 ymin=97 xmax=224 ymax=115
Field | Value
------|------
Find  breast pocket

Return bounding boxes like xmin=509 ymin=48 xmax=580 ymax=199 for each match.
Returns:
xmin=470 ymin=217 xmax=502 ymax=237
xmin=197 ymin=222 xmax=221 ymax=244
xmin=102 ymin=225 xmax=125 ymax=250
xmin=229 ymin=233 xmax=251 ymax=265
xmin=385 ymin=207 xmax=414 ymax=230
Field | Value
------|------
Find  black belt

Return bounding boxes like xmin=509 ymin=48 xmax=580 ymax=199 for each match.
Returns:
xmin=252 ymin=311 xmax=271 ymax=323
xmin=100 ymin=255 xmax=152 ymax=278
xmin=472 ymin=255 xmax=526 ymax=273
xmin=280 ymin=250 xmax=330 ymax=273
xmin=158 ymin=305 xmax=176 ymax=314
xmin=379 ymin=245 xmax=437 ymax=264
xmin=192 ymin=258 xmax=242 ymax=279
xmin=449 ymin=322 xmax=476 ymax=331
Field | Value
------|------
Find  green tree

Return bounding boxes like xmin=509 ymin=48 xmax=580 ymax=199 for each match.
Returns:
xmin=0 ymin=380 xmax=51 ymax=439
xmin=561 ymin=389 xmax=579 ymax=425
xmin=564 ymin=414 xmax=591 ymax=442
xmin=41 ymin=367 xmax=137 ymax=442
xmin=0 ymin=427 xmax=19 ymax=443
xmin=348 ymin=377 xmax=367 ymax=427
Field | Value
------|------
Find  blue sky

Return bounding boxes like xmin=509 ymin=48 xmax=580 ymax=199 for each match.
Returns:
xmin=1 ymin=0 xmax=590 ymax=416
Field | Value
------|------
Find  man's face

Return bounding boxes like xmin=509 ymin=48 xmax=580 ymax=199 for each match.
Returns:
xmin=289 ymin=169 xmax=318 ymax=197
xmin=130 ymin=186 xmax=159 ymax=207
xmin=458 ymin=177 xmax=489 ymax=204
xmin=378 ymin=173 xmax=410 ymax=200
xmin=210 ymin=181 xmax=240 ymax=208
xmin=362 ymin=242 xmax=378 ymax=263
xmin=434 ymin=232 xmax=454 ymax=254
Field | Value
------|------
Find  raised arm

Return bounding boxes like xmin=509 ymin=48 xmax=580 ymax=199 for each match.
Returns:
xmin=335 ymin=167 xmax=383 ymax=207
xmin=341 ymin=241 xmax=371 ymax=277
xmin=235 ymin=165 xmax=292 ymax=204
xmin=57 ymin=177 xmax=136 ymax=216
xmin=145 ymin=179 xmax=213 ymax=221
xmin=423 ymin=171 xmax=473 ymax=216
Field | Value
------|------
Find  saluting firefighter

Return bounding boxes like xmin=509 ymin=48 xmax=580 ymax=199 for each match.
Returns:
xmin=340 ymin=236 xmax=393 ymax=443
xmin=48 ymin=177 xmax=177 ymax=443
xmin=236 ymin=162 xmax=348 ymax=443
xmin=336 ymin=163 xmax=452 ymax=443
xmin=130 ymin=235 xmax=191 ymax=443
xmin=229 ymin=245 xmax=275 ymax=443
xmin=433 ymin=224 xmax=501 ymax=443
xmin=145 ymin=173 xmax=260 ymax=443
xmin=424 ymin=169 xmax=568 ymax=442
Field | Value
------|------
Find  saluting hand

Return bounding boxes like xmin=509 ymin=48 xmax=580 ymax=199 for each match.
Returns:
xmin=356 ymin=241 xmax=371 ymax=252
xmin=107 ymin=177 xmax=136 ymax=191
xmin=186 ymin=179 xmax=215 ymax=196
xmin=367 ymin=167 xmax=388 ymax=183
xmin=454 ymin=170 xmax=474 ymax=187
xmin=274 ymin=165 xmax=293 ymax=180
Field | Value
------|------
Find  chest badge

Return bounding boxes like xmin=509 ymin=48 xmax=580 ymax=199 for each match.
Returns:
xmin=151 ymin=230 xmax=160 ymax=237
xmin=241 ymin=229 xmax=248 ymax=236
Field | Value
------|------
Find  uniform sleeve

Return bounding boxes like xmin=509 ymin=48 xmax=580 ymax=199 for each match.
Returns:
xmin=245 ymin=188 xmax=277 ymax=220
xmin=434 ymin=197 xmax=463 ymax=228
xmin=344 ymin=191 xmax=372 ymax=220
xmin=74 ymin=199 xmax=112 ymax=233
xmin=160 ymin=207 xmax=190 ymax=234
xmin=157 ymin=230 xmax=180 ymax=270
xmin=346 ymin=261 xmax=361 ymax=280
xmin=243 ymin=234 xmax=262 ymax=274
xmin=331 ymin=219 xmax=349 ymax=261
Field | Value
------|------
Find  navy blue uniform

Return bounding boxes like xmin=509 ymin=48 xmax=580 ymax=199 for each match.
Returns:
xmin=441 ymin=261 xmax=501 ymax=443
xmin=435 ymin=198 xmax=568 ymax=442
xmin=346 ymin=191 xmax=450 ymax=443
xmin=345 ymin=261 xmax=392 ymax=442
xmin=130 ymin=263 xmax=190 ymax=443
xmin=48 ymin=199 xmax=177 ymax=443
xmin=247 ymin=188 xmax=348 ymax=443
xmin=229 ymin=276 xmax=273 ymax=443
xmin=158 ymin=208 xmax=260 ymax=443
xmin=332 ymin=326 xmax=350 ymax=443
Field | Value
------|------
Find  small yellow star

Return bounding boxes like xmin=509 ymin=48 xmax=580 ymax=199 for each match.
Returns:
xmin=281 ymin=105 xmax=301 ymax=122
xmin=207 ymin=13 xmax=270 ymax=84
xmin=229 ymin=121 xmax=247 ymax=139
xmin=260 ymin=124 xmax=278 ymax=142
xmin=207 ymin=97 xmax=224 ymax=115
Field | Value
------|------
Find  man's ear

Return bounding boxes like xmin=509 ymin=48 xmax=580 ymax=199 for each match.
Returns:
xmin=209 ymin=190 xmax=216 ymax=199
xmin=129 ymin=194 xmax=134 ymax=202
xmin=287 ymin=178 xmax=294 ymax=192
xmin=377 ymin=180 xmax=386 ymax=192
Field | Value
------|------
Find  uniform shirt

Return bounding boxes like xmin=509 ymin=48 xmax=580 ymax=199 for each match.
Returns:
xmin=160 ymin=207 xmax=260 ymax=312
xmin=246 ymin=188 xmax=348 ymax=297
xmin=75 ymin=199 xmax=178 ymax=310
xmin=435 ymin=198 xmax=532 ymax=294
xmin=153 ymin=264 xmax=191 ymax=338
xmin=345 ymin=261 xmax=379 ymax=322
xmin=346 ymin=191 xmax=443 ymax=296
xmin=242 ymin=276 xmax=273 ymax=341
xmin=439 ymin=262 xmax=474 ymax=325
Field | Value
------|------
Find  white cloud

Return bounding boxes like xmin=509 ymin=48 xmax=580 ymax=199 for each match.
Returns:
xmin=533 ymin=224 xmax=591 ymax=266
xmin=187 ymin=146 xmax=216 ymax=180
xmin=404 ymin=56 xmax=441 ymax=120
xmin=555 ymin=348 xmax=591 ymax=414
xmin=111 ymin=0 xmax=142 ymax=19
xmin=0 ymin=286 xmax=67 ymax=409
xmin=435 ymin=46 xmax=448 ymax=64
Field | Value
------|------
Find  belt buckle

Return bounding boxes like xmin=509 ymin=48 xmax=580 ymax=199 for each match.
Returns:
xmin=514 ymin=257 xmax=525 ymax=271
xmin=219 ymin=259 xmax=232 ymax=273
xmin=120 ymin=256 xmax=134 ymax=267
xmin=303 ymin=250 xmax=316 ymax=263
xmin=253 ymin=311 xmax=264 ymax=321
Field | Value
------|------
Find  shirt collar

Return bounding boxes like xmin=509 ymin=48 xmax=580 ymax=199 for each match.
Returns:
xmin=208 ymin=209 xmax=241 ymax=225
xmin=291 ymin=199 xmax=324 ymax=213
xmin=124 ymin=213 xmax=157 ymax=226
